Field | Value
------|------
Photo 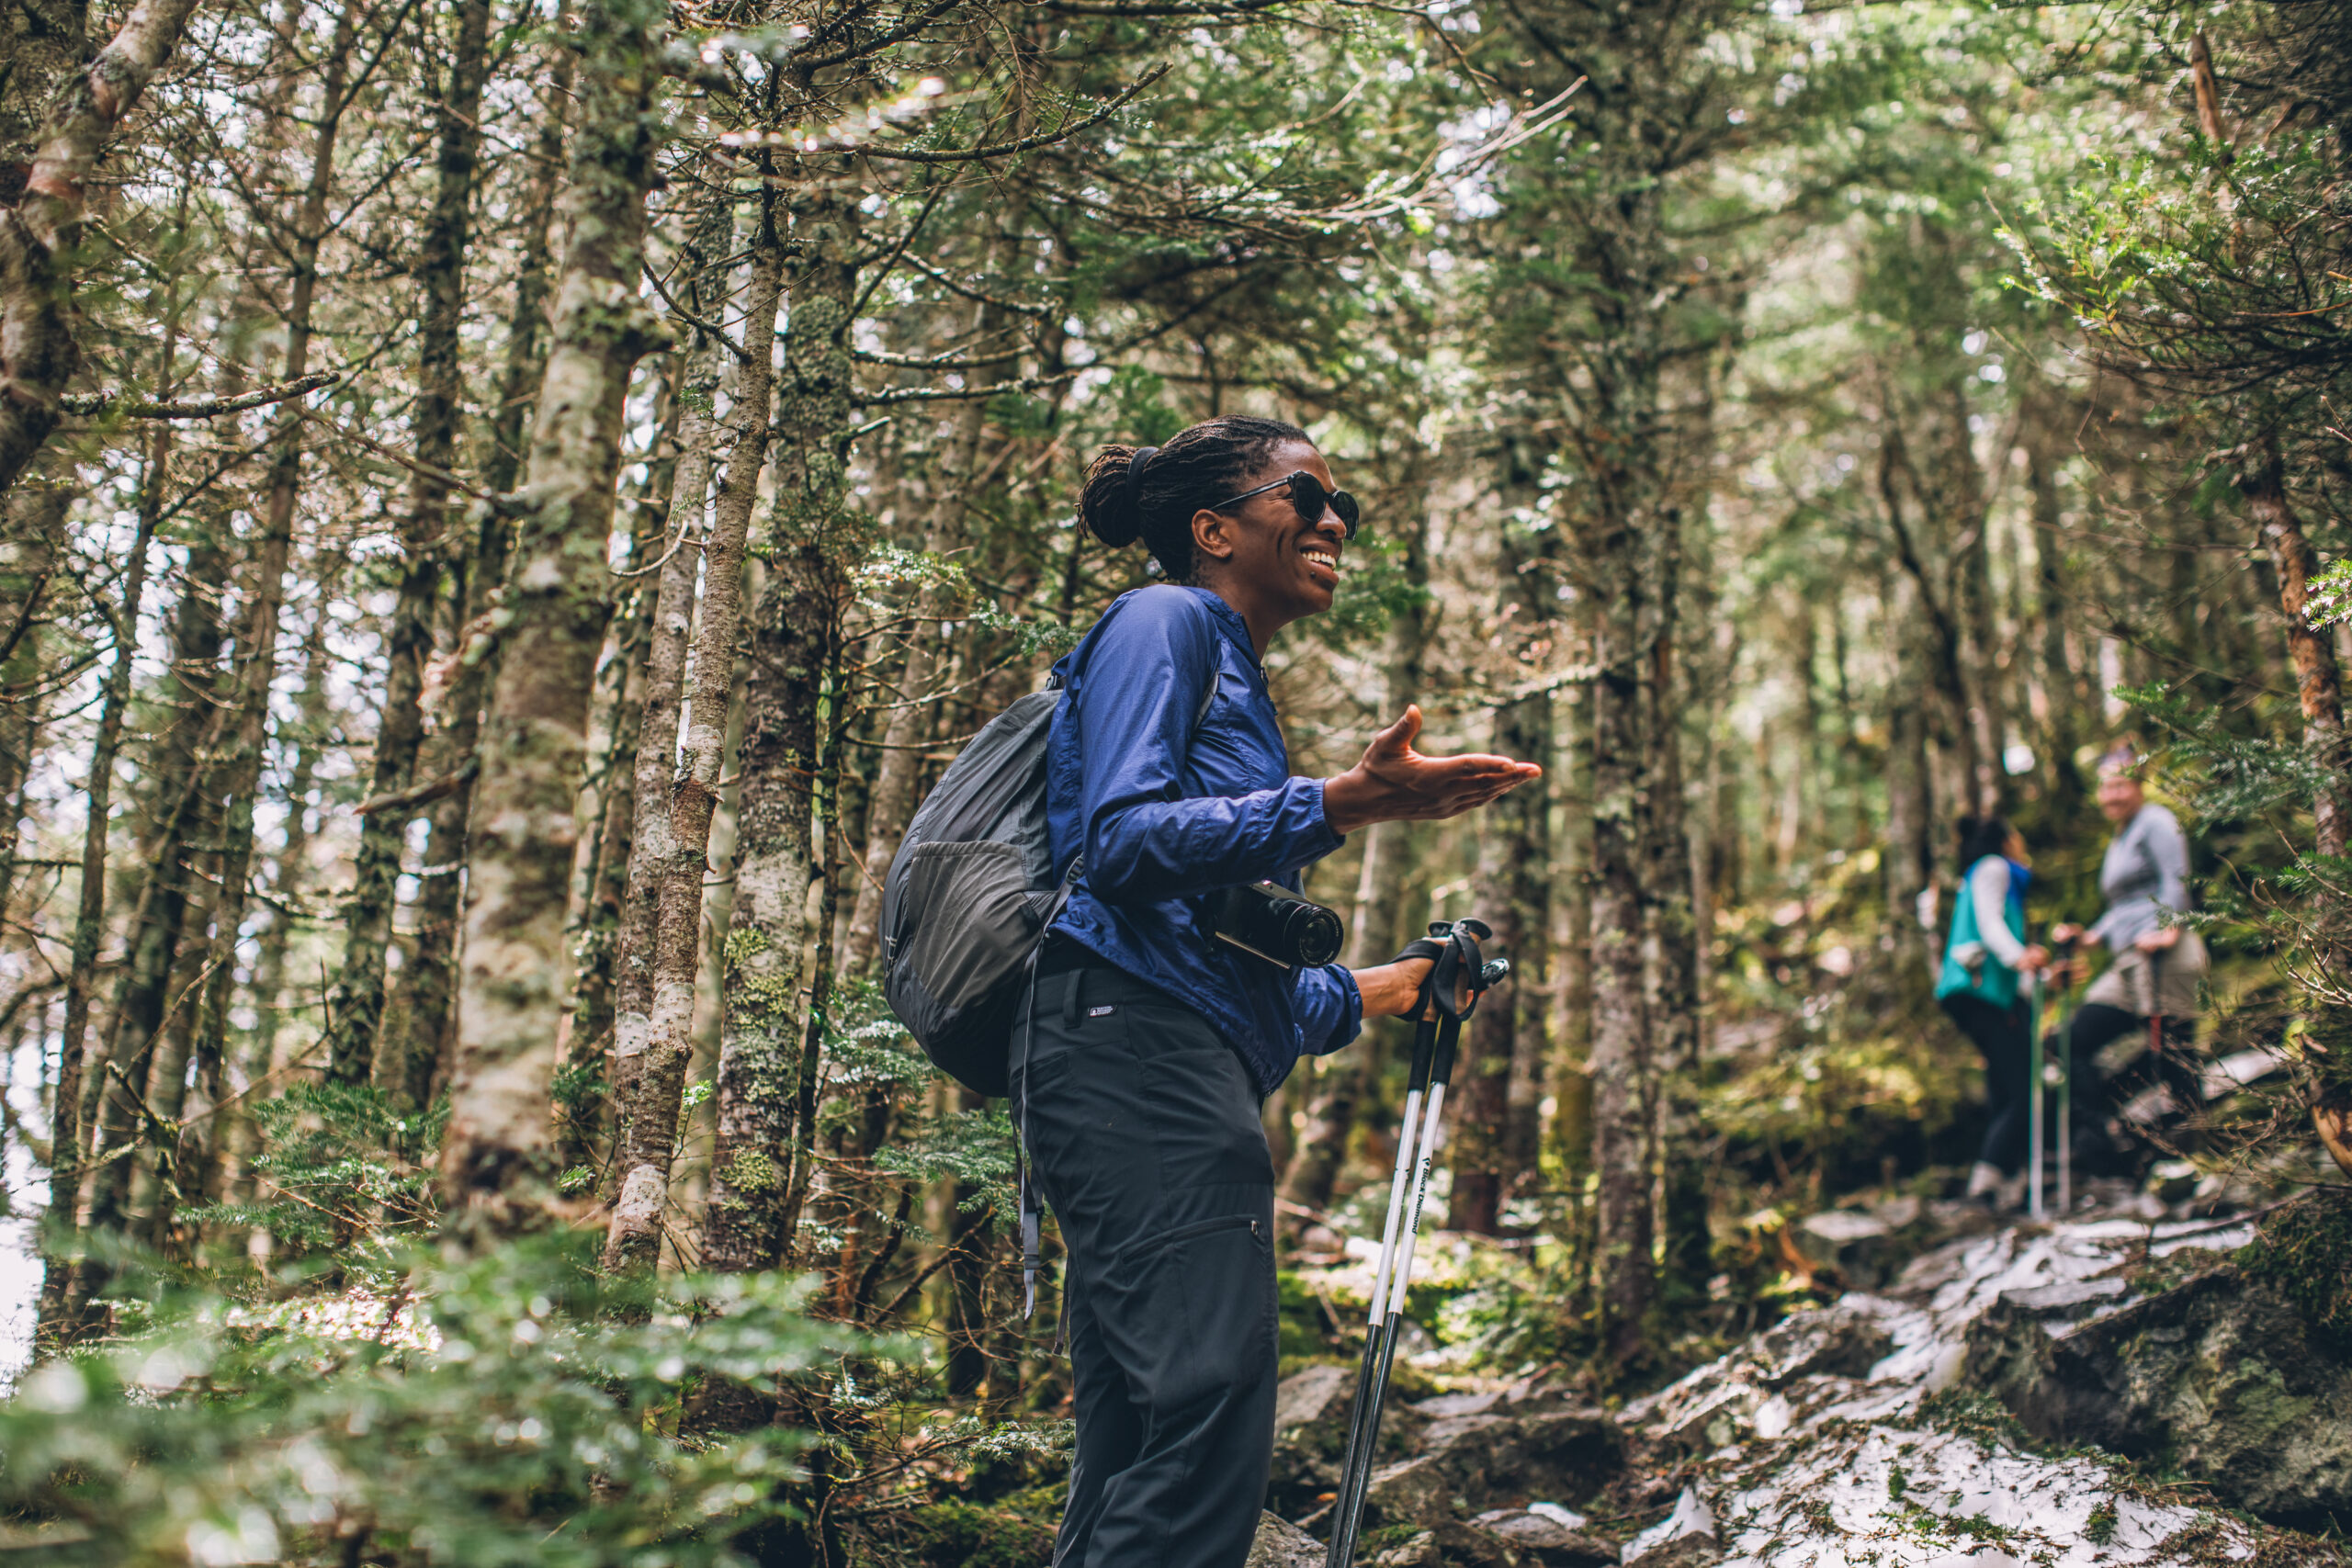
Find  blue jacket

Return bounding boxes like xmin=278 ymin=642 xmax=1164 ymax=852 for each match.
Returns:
xmin=1044 ymin=585 xmax=1363 ymax=1095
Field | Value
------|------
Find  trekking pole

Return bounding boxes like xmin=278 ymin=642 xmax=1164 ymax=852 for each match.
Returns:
xmin=1327 ymin=920 xmax=1506 ymax=1568
xmin=2028 ymin=964 xmax=2045 ymax=1223
xmin=1323 ymin=931 xmax=1443 ymax=1567
xmin=2052 ymin=934 xmax=2078 ymax=1214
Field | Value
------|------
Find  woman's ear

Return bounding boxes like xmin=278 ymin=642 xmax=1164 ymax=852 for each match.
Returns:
xmin=1192 ymin=507 xmax=1237 ymax=566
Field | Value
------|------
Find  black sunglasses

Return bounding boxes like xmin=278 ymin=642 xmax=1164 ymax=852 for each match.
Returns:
xmin=1208 ymin=470 xmax=1361 ymax=541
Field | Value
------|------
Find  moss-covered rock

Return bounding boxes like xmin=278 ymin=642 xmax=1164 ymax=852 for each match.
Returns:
xmin=1964 ymin=1258 xmax=2352 ymax=1529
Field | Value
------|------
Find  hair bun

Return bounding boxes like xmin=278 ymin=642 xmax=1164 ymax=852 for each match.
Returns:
xmin=1078 ymin=444 xmax=1148 ymax=547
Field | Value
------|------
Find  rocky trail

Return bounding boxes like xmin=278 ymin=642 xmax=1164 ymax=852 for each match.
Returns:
xmin=1245 ymin=1188 xmax=2352 ymax=1568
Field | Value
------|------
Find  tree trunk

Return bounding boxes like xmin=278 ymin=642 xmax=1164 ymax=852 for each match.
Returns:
xmin=60 ymin=493 xmax=232 ymax=1331
xmin=563 ymin=535 xmax=654 ymax=1156
xmin=0 ymin=0 xmax=89 ymax=172
xmin=603 ymin=186 xmax=736 ymax=1206
xmin=1449 ymin=683 xmax=1551 ymax=1235
xmin=2245 ymin=452 xmax=2346 ymax=859
xmin=439 ymin=0 xmax=668 ymax=1248
xmin=2027 ymin=436 xmax=2087 ymax=821
xmin=705 ymin=168 xmax=856 ymax=1274
xmin=33 ymin=390 xmax=159 ymax=1348
xmin=1883 ymin=569 xmax=1938 ymax=972
xmin=1878 ymin=416 xmax=1984 ymax=816
xmin=386 ymin=44 xmax=571 ymax=1114
xmin=605 ymin=192 xmax=786 ymax=1273
xmin=322 ymin=0 xmax=490 ymax=1087
xmin=1938 ymin=380 xmax=2007 ymax=814
xmin=0 ymin=0 xmax=206 ymax=494
xmin=1645 ymin=504 xmax=1708 ymax=1298
xmin=235 ymin=577 xmax=336 ymax=1211
xmin=0 ymin=482 xmax=63 ymax=933
xmin=1588 ymin=502 xmax=1655 ymax=1365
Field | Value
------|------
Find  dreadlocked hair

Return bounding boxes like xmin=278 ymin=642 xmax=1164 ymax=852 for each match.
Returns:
xmin=1077 ymin=416 xmax=1309 ymax=584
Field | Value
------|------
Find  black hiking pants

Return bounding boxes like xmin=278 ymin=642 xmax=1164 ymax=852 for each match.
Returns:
xmin=1940 ymin=993 xmax=2031 ymax=1174
xmin=2064 ymin=1002 xmax=2203 ymax=1163
xmin=1014 ymin=942 xmax=1279 ymax=1568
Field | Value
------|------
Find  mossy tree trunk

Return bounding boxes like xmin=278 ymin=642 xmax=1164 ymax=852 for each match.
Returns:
xmin=440 ymin=0 xmax=669 ymax=1249
xmin=705 ymin=167 xmax=858 ymax=1275
xmin=602 ymin=185 xmax=735 ymax=1208
xmin=605 ymin=188 xmax=786 ymax=1273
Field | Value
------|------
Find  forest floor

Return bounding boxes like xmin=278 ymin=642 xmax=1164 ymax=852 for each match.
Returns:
xmin=1248 ymin=1184 xmax=2351 ymax=1568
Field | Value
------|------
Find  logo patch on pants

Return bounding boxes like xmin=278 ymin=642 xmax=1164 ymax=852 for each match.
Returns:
xmin=1088 ymin=1005 xmax=1116 ymax=1018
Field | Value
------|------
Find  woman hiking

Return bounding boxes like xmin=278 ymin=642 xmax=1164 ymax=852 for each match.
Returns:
xmin=2051 ymin=744 xmax=2207 ymax=1159
xmin=1936 ymin=815 xmax=2050 ymax=1208
xmin=1023 ymin=415 xmax=1540 ymax=1568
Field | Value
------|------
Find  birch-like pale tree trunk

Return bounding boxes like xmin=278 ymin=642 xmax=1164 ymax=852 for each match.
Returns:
xmin=439 ymin=0 xmax=668 ymax=1247
xmin=604 ymin=186 xmax=735 ymax=1185
xmin=605 ymin=196 xmax=784 ymax=1272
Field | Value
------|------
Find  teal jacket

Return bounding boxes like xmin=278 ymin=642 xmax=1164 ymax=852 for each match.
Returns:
xmin=1936 ymin=856 xmax=2029 ymax=1009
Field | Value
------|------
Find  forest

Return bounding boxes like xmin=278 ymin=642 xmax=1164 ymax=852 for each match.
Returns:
xmin=2 ymin=0 xmax=2351 ymax=1561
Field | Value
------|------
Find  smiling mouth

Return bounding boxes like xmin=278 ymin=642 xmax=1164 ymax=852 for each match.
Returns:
xmin=1302 ymin=548 xmax=1341 ymax=578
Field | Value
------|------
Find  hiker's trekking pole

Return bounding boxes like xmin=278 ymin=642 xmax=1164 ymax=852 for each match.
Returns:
xmin=2028 ymin=964 xmax=2045 ymax=1223
xmin=1324 ymin=940 xmax=1442 ymax=1563
xmin=1327 ymin=920 xmax=1507 ymax=1568
xmin=2051 ymin=933 xmax=2079 ymax=1214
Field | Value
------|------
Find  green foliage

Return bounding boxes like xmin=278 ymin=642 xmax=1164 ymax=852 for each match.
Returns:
xmin=877 ymin=1497 xmax=1058 ymax=1567
xmin=0 ymin=1237 xmax=865 ymax=1566
xmin=182 ymin=1082 xmax=445 ymax=1257
xmin=872 ymin=1104 xmax=1018 ymax=1226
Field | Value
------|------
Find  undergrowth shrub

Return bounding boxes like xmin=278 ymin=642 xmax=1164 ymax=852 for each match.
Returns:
xmin=0 ymin=1237 xmax=863 ymax=1566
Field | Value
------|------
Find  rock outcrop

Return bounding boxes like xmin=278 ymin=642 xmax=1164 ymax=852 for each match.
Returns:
xmin=1269 ymin=1365 xmax=1621 ymax=1539
xmin=1965 ymin=1258 xmax=2352 ymax=1530
xmin=1272 ymin=1204 xmax=2349 ymax=1565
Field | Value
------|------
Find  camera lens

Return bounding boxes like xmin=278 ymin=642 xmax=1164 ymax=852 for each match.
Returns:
xmin=1284 ymin=901 xmax=1344 ymax=967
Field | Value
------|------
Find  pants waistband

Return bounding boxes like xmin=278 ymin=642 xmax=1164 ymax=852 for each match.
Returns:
xmin=1028 ymin=940 xmax=1189 ymax=1027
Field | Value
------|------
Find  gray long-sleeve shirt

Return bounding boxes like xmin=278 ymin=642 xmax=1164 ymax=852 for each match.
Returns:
xmin=2089 ymin=803 xmax=2190 ymax=951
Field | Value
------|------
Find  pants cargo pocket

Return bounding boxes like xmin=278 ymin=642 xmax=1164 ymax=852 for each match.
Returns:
xmin=1138 ymin=1213 xmax=1276 ymax=1415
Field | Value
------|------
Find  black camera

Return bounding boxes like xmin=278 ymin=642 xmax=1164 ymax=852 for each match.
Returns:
xmin=1212 ymin=881 xmax=1345 ymax=969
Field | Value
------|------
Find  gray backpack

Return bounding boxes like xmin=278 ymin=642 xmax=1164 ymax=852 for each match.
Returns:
xmin=880 ymin=683 xmax=1070 ymax=1098
xmin=880 ymin=660 xmax=1213 ymax=1098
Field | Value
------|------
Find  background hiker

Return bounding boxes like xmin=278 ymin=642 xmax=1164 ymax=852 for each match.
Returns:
xmin=2052 ymin=745 xmax=2208 ymax=1165
xmin=1022 ymin=416 xmax=1539 ymax=1568
xmin=1936 ymin=815 xmax=2050 ymax=1208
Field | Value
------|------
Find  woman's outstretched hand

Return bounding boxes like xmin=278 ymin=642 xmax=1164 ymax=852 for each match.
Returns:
xmin=1322 ymin=705 xmax=1543 ymax=836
